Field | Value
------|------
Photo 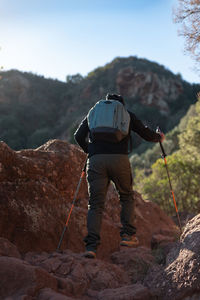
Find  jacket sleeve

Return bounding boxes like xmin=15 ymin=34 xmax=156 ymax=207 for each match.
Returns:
xmin=74 ymin=117 xmax=89 ymax=153
xmin=129 ymin=111 xmax=161 ymax=142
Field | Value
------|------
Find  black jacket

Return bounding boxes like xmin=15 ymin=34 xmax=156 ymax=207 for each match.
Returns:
xmin=74 ymin=110 xmax=161 ymax=157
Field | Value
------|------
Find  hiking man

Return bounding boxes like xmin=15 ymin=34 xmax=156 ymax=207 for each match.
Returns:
xmin=74 ymin=94 xmax=165 ymax=258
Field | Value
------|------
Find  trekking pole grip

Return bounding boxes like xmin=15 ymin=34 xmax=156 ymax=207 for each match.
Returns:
xmin=156 ymin=126 xmax=166 ymax=158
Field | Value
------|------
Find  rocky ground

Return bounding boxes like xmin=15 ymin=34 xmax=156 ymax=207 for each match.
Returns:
xmin=0 ymin=140 xmax=200 ymax=299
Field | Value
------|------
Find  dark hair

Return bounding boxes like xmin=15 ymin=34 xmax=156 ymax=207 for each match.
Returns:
xmin=106 ymin=93 xmax=125 ymax=105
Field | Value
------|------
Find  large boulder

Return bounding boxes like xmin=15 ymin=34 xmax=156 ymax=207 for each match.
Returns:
xmin=111 ymin=247 xmax=155 ymax=284
xmin=0 ymin=139 xmax=177 ymax=259
xmin=0 ymin=139 xmax=88 ymax=254
xmin=0 ymin=256 xmax=57 ymax=299
xmin=0 ymin=237 xmax=21 ymax=258
xmin=144 ymin=214 xmax=200 ymax=299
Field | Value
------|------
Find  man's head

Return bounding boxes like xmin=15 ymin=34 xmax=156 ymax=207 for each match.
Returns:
xmin=106 ymin=93 xmax=125 ymax=105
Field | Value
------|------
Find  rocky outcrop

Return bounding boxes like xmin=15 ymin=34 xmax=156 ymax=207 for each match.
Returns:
xmin=0 ymin=139 xmax=88 ymax=255
xmin=1 ymin=214 xmax=200 ymax=299
xmin=144 ymin=214 xmax=200 ymax=299
xmin=0 ymin=254 xmax=58 ymax=299
xmin=0 ymin=139 xmax=177 ymax=259
xmin=0 ymin=238 xmax=155 ymax=299
xmin=116 ymin=67 xmax=183 ymax=115
xmin=1 ymin=139 xmax=200 ymax=299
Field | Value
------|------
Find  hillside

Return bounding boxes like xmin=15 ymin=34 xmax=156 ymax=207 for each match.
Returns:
xmin=132 ymin=96 xmax=200 ymax=215
xmin=0 ymin=56 xmax=199 ymax=151
xmin=130 ymin=101 xmax=197 ymax=173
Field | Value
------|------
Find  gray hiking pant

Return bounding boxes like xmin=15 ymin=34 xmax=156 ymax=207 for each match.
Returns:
xmin=84 ymin=154 xmax=136 ymax=252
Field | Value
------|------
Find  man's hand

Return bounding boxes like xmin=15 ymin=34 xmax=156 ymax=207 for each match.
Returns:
xmin=158 ymin=131 xmax=165 ymax=143
xmin=156 ymin=127 xmax=165 ymax=143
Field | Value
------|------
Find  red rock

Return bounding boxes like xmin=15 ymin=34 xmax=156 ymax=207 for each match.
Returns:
xmin=144 ymin=214 xmax=200 ymax=300
xmin=151 ymin=233 xmax=175 ymax=249
xmin=133 ymin=192 xmax=178 ymax=249
xmin=0 ymin=237 xmax=21 ymax=258
xmin=0 ymin=139 xmax=177 ymax=260
xmin=56 ymin=277 xmax=75 ymax=297
xmin=1 ymin=214 xmax=199 ymax=300
xmin=0 ymin=256 xmax=57 ymax=298
xmin=111 ymin=247 xmax=155 ymax=283
xmin=0 ymin=140 xmax=88 ymax=254
xmin=25 ymin=250 xmax=130 ymax=295
xmin=97 ymin=283 xmax=152 ymax=300
xmin=38 ymin=288 xmax=75 ymax=300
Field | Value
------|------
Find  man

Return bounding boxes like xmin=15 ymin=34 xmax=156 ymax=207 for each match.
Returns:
xmin=74 ymin=94 xmax=165 ymax=259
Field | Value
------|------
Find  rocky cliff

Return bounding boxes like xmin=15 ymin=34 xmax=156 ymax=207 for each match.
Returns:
xmin=0 ymin=139 xmax=200 ymax=299
xmin=116 ymin=66 xmax=183 ymax=115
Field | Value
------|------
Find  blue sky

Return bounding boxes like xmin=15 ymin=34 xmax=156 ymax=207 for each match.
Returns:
xmin=0 ymin=0 xmax=199 ymax=84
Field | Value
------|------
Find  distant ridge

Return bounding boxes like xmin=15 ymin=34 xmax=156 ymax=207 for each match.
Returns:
xmin=0 ymin=56 xmax=199 ymax=151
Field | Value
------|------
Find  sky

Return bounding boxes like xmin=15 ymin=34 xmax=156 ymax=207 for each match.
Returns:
xmin=0 ymin=0 xmax=199 ymax=84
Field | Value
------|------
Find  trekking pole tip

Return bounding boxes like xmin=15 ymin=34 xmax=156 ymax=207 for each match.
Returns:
xmin=56 ymin=249 xmax=63 ymax=254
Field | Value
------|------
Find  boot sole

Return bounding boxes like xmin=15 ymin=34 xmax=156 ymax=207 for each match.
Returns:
xmin=83 ymin=251 xmax=96 ymax=259
xmin=120 ymin=241 xmax=139 ymax=247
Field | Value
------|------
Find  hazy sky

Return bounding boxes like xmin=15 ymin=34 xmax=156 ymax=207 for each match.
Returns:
xmin=0 ymin=0 xmax=199 ymax=84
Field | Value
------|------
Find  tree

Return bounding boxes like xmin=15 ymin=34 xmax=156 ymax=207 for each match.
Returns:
xmin=174 ymin=0 xmax=200 ymax=63
xmin=66 ymin=73 xmax=83 ymax=84
xmin=139 ymin=96 xmax=200 ymax=215
xmin=178 ymin=93 xmax=200 ymax=158
xmin=142 ymin=152 xmax=200 ymax=214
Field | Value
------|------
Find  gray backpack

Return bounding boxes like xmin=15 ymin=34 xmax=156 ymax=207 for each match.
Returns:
xmin=87 ymin=100 xmax=130 ymax=143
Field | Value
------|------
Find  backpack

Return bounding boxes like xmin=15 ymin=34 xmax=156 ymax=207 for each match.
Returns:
xmin=87 ymin=100 xmax=130 ymax=143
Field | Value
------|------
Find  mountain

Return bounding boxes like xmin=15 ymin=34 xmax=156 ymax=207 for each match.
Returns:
xmin=0 ymin=56 xmax=199 ymax=151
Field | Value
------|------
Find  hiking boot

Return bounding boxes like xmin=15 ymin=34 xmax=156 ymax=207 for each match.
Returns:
xmin=120 ymin=234 xmax=139 ymax=247
xmin=83 ymin=250 xmax=96 ymax=259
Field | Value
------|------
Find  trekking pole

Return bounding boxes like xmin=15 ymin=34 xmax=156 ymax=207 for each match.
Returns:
xmin=156 ymin=127 xmax=182 ymax=233
xmin=56 ymin=157 xmax=88 ymax=251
